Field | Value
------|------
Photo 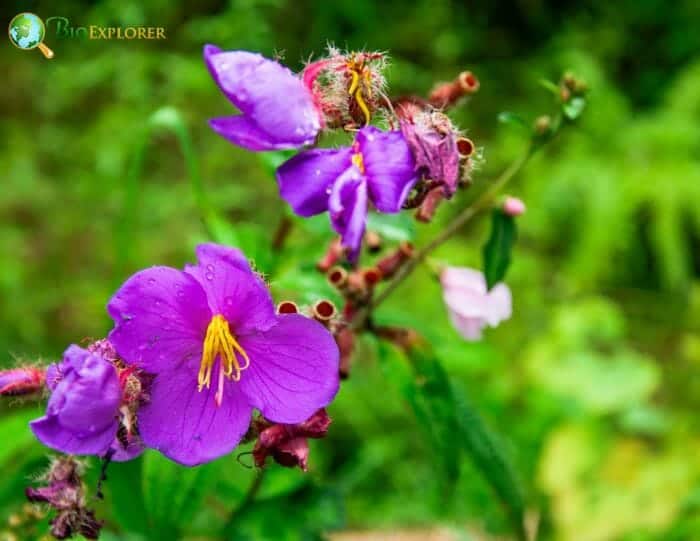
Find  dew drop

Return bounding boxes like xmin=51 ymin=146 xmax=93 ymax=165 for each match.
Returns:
xmin=224 ymin=296 xmax=234 ymax=306
xmin=205 ymin=272 xmax=214 ymax=281
xmin=148 ymin=278 xmax=156 ymax=285
xmin=206 ymin=264 xmax=215 ymax=272
xmin=315 ymin=169 xmax=321 ymax=176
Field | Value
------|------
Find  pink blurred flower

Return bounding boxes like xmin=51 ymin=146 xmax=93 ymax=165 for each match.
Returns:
xmin=503 ymin=196 xmax=526 ymax=217
xmin=440 ymin=267 xmax=512 ymax=341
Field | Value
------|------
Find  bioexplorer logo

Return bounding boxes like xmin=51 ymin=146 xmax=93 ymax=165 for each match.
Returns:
xmin=8 ymin=13 xmax=54 ymax=58
xmin=8 ymin=12 xmax=167 ymax=59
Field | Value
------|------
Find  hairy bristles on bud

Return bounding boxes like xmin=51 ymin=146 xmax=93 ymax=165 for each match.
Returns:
xmin=312 ymin=300 xmax=337 ymax=322
xmin=276 ymin=301 xmax=299 ymax=315
xmin=327 ymin=266 xmax=349 ymax=288
xmin=362 ymin=267 xmax=383 ymax=287
xmin=456 ymin=137 xmax=475 ymax=157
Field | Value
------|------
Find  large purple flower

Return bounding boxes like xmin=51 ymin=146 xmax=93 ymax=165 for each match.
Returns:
xmin=107 ymin=243 xmax=340 ymax=466
xmin=276 ymin=126 xmax=417 ymax=261
xmin=30 ymin=345 xmax=143 ymax=461
xmin=204 ymin=45 xmax=321 ymax=151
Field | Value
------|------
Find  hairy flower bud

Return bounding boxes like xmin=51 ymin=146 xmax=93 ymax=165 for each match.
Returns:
xmin=26 ymin=457 xmax=102 ymax=540
xmin=302 ymin=48 xmax=387 ymax=129
xmin=253 ymin=409 xmax=332 ymax=471
xmin=0 ymin=366 xmax=45 ymax=397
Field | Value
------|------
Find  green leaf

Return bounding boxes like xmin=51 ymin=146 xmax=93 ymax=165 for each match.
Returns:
xmin=225 ymin=483 xmax=344 ymax=540
xmin=453 ymin=388 xmax=528 ymax=541
xmin=105 ymin=456 xmax=149 ymax=535
xmin=366 ymin=212 xmax=416 ymax=242
xmin=539 ymin=78 xmax=561 ymax=95
xmin=379 ymin=336 xmax=527 ymax=540
xmin=482 ymin=209 xmax=517 ymax=289
xmin=142 ymin=450 xmax=218 ymax=537
xmin=378 ymin=340 xmax=460 ymax=486
xmin=562 ymin=96 xmax=586 ymax=120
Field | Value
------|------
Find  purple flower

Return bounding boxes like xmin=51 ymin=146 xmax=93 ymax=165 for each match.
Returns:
xmin=107 ymin=243 xmax=340 ymax=466
xmin=276 ymin=126 xmax=417 ymax=261
xmin=204 ymin=45 xmax=321 ymax=151
xmin=440 ymin=267 xmax=512 ymax=341
xmin=30 ymin=345 xmax=143 ymax=461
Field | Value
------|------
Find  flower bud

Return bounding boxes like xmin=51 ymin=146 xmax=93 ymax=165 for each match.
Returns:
xmin=503 ymin=196 xmax=526 ymax=217
xmin=534 ymin=115 xmax=552 ymax=136
xmin=26 ymin=456 xmax=103 ymax=540
xmin=302 ymin=49 xmax=387 ymax=129
xmin=0 ymin=367 xmax=45 ymax=397
xmin=361 ymin=267 xmax=383 ymax=290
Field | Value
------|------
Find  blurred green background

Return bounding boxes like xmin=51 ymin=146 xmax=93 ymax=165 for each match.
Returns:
xmin=1 ymin=1 xmax=700 ymax=540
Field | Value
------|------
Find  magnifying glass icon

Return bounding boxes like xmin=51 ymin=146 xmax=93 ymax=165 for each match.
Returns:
xmin=8 ymin=12 xmax=54 ymax=59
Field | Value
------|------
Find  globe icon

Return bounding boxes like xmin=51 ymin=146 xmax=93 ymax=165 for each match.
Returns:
xmin=8 ymin=12 xmax=54 ymax=58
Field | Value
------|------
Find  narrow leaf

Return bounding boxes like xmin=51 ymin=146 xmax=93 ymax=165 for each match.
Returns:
xmin=482 ymin=209 xmax=517 ymax=289
xmin=453 ymin=388 xmax=528 ymax=540
xmin=377 ymin=340 xmax=460 ymax=485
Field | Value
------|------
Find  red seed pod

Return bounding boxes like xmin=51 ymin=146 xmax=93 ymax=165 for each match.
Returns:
xmin=429 ymin=70 xmax=480 ymax=109
xmin=312 ymin=300 xmax=337 ymax=326
xmin=336 ymin=326 xmax=356 ymax=379
xmin=456 ymin=137 xmax=475 ymax=158
xmin=362 ymin=267 xmax=383 ymax=289
xmin=276 ymin=301 xmax=299 ymax=314
xmin=376 ymin=242 xmax=414 ymax=279
xmin=416 ymin=186 xmax=445 ymax=223
xmin=316 ymin=238 xmax=343 ymax=273
xmin=327 ymin=266 xmax=349 ymax=290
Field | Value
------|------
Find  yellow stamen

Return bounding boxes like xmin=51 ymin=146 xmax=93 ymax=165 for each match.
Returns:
xmin=347 ymin=61 xmax=372 ymax=126
xmin=198 ymin=314 xmax=250 ymax=391
xmin=352 ymin=152 xmax=365 ymax=174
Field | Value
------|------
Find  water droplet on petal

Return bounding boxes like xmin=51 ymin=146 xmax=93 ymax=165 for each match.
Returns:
xmin=205 ymin=272 xmax=214 ymax=281
xmin=147 ymin=278 xmax=156 ymax=285
xmin=206 ymin=264 xmax=215 ymax=272
xmin=315 ymin=169 xmax=321 ymax=176
xmin=224 ymin=296 xmax=234 ymax=306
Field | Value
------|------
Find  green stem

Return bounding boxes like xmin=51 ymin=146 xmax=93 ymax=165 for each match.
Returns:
xmin=352 ymin=143 xmax=535 ymax=330
xmin=223 ymin=468 xmax=265 ymax=532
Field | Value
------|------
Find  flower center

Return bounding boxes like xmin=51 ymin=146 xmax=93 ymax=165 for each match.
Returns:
xmin=198 ymin=315 xmax=250 ymax=406
xmin=351 ymin=152 xmax=365 ymax=174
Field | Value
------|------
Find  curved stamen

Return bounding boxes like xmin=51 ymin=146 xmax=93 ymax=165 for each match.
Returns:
xmin=198 ymin=315 xmax=250 ymax=394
